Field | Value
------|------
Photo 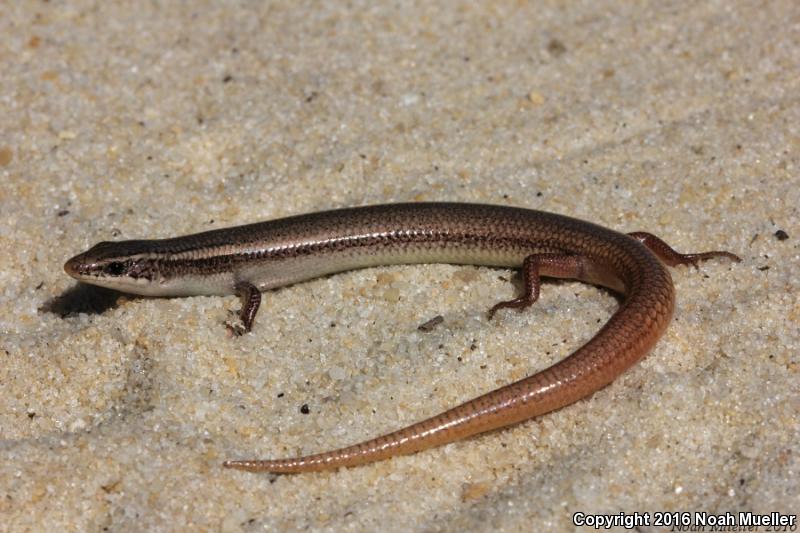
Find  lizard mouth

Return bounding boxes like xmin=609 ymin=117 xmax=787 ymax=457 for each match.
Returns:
xmin=63 ymin=253 xmax=98 ymax=280
xmin=63 ymin=254 xmax=84 ymax=278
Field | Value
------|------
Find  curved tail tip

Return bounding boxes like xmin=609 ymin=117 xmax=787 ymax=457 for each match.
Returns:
xmin=223 ymin=460 xmax=261 ymax=472
xmin=223 ymin=459 xmax=299 ymax=474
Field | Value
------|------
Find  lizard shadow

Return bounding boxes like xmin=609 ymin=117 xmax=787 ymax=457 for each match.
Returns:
xmin=40 ymin=282 xmax=131 ymax=319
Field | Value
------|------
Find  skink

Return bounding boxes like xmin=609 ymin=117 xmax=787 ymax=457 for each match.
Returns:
xmin=64 ymin=202 xmax=739 ymax=473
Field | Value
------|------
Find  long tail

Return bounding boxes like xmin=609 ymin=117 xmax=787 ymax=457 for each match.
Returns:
xmin=223 ymin=294 xmax=670 ymax=473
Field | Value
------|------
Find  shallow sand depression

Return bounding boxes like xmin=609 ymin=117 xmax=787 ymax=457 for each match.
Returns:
xmin=0 ymin=1 xmax=798 ymax=530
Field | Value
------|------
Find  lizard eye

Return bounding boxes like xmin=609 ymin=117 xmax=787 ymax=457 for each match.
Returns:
xmin=105 ymin=261 xmax=126 ymax=276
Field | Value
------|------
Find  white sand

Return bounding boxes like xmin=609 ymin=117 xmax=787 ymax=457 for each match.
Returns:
xmin=1 ymin=1 xmax=797 ymax=530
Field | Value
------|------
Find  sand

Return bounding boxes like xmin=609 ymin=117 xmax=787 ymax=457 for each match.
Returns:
xmin=1 ymin=1 xmax=797 ymax=531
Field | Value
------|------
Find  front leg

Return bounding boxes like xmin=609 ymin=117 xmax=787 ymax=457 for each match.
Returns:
xmin=226 ymin=281 xmax=262 ymax=335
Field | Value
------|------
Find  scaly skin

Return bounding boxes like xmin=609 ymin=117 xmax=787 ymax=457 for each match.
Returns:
xmin=64 ymin=203 xmax=740 ymax=473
